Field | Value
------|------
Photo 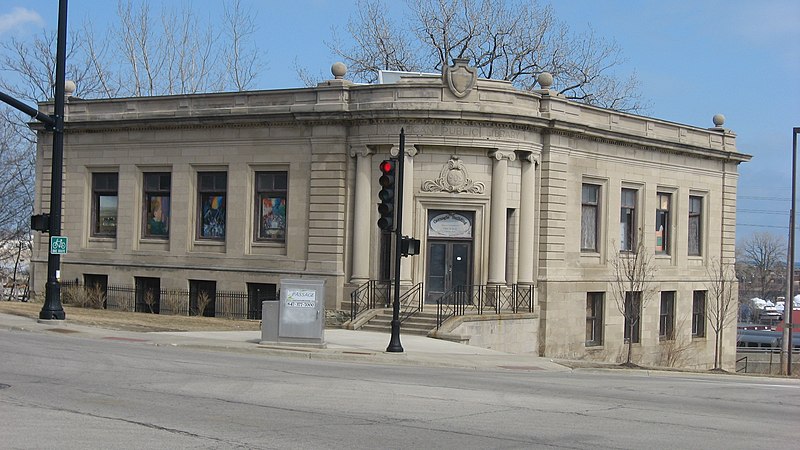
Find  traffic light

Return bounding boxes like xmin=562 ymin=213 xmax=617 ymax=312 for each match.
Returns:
xmin=400 ymin=236 xmax=421 ymax=256
xmin=377 ymin=159 xmax=396 ymax=231
xmin=31 ymin=213 xmax=50 ymax=232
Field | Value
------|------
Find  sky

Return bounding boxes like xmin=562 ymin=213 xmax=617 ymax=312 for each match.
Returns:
xmin=1 ymin=0 xmax=798 ymax=246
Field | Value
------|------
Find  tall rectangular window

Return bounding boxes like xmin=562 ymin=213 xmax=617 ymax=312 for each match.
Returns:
xmin=692 ymin=290 xmax=706 ymax=337
xmin=256 ymin=171 xmax=288 ymax=242
xmin=143 ymin=172 xmax=171 ymax=238
xmin=92 ymin=173 xmax=118 ymax=237
xmin=581 ymin=184 xmax=600 ymax=252
xmin=586 ymin=292 xmax=604 ymax=346
xmin=655 ymin=193 xmax=671 ymax=254
xmin=620 ymin=188 xmax=637 ymax=252
xmin=197 ymin=172 xmax=227 ymax=239
xmin=624 ymin=291 xmax=641 ymax=343
xmin=688 ymin=196 xmax=703 ymax=256
xmin=659 ymin=291 xmax=675 ymax=340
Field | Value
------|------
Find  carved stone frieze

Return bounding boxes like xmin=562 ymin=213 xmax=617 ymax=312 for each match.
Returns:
xmin=421 ymin=155 xmax=485 ymax=194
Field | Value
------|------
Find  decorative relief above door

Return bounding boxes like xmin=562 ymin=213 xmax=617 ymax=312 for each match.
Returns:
xmin=421 ymin=155 xmax=486 ymax=194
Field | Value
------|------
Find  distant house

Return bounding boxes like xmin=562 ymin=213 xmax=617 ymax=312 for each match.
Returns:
xmin=30 ymin=61 xmax=750 ymax=369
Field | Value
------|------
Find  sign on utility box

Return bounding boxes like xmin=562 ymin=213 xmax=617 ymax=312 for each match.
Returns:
xmin=50 ymin=236 xmax=68 ymax=255
xmin=261 ymin=279 xmax=326 ymax=348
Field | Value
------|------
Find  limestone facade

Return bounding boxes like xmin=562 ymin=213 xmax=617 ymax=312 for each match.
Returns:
xmin=31 ymin=63 xmax=749 ymax=369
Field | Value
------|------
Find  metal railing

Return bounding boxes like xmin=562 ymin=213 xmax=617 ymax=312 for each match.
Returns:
xmin=399 ymin=282 xmax=424 ymax=323
xmin=736 ymin=356 xmax=748 ymax=373
xmin=436 ymin=284 xmax=535 ymax=328
xmin=350 ymin=280 xmax=390 ymax=321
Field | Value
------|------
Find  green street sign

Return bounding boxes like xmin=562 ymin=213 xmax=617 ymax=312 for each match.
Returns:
xmin=50 ymin=236 xmax=68 ymax=254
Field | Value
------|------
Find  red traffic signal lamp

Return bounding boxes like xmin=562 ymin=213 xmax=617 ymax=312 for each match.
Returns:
xmin=377 ymin=159 xmax=396 ymax=231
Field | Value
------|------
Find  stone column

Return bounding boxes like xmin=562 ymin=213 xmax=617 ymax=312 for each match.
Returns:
xmin=488 ymin=150 xmax=516 ymax=285
xmin=391 ymin=144 xmax=418 ymax=284
xmin=517 ymin=152 xmax=538 ymax=285
xmin=350 ymin=146 xmax=373 ymax=284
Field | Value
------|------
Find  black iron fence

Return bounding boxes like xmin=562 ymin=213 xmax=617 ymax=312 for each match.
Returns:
xmin=436 ymin=284 xmax=534 ymax=328
xmin=60 ymin=280 xmax=253 ymax=320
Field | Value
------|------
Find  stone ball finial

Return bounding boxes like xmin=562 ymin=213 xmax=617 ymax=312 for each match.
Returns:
xmin=713 ymin=114 xmax=725 ymax=127
xmin=64 ymin=80 xmax=76 ymax=97
xmin=537 ymin=72 xmax=554 ymax=89
xmin=331 ymin=62 xmax=347 ymax=79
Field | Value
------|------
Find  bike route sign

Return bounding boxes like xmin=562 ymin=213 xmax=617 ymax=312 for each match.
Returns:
xmin=50 ymin=236 xmax=68 ymax=254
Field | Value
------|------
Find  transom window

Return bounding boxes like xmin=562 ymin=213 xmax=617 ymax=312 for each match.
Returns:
xmin=255 ymin=171 xmax=288 ymax=242
xmin=143 ymin=172 xmax=170 ymax=238
xmin=198 ymin=172 xmax=227 ymax=239
xmin=92 ymin=172 xmax=118 ymax=237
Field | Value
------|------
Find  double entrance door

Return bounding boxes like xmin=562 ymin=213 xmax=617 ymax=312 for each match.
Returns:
xmin=424 ymin=211 xmax=474 ymax=304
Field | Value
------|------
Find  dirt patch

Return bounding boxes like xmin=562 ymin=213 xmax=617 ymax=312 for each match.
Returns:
xmin=0 ymin=301 xmax=261 ymax=333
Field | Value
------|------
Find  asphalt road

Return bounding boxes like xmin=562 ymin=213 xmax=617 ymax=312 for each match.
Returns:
xmin=1 ymin=328 xmax=798 ymax=449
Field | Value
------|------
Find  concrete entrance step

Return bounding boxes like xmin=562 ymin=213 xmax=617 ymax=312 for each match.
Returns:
xmin=357 ymin=310 xmax=438 ymax=336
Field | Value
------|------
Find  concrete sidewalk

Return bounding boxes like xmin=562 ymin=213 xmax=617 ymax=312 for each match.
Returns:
xmin=0 ymin=312 xmax=568 ymax=372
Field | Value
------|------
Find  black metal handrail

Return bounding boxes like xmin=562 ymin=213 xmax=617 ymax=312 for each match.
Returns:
xmin=437 ymin=284 xmax=535 ymax=328
xmin=736 ymin=356 xmax=748 ymax=373
xmin=399 ymin=282 xmax=424 ymax=323
xmin=350 ymin=280 xmax=390 ymax=320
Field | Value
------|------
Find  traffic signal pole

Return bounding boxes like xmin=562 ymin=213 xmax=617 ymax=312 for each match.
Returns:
xmin=0 ymin=0 xmax=68 ymax=320
xmin=40 ymin=0 xmax=69 ymax=320
xmin=386 ymin=129 xmax=405 ymax=352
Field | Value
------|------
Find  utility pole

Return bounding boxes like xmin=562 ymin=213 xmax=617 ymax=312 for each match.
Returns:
xmin=786 ymin=127 xmax=799 ymax=375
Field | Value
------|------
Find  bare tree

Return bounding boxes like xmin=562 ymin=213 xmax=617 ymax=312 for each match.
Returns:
xmin=611 ymin=232 xmax=657 ymax=366
xmin=705 ymin=258 xmax=738 ymax=370
xmin=326 ymin=0 xmax=422 ymax=83
xmin=114 ymin=0 xmax=265 ymax=96
xmin=738 ymin=231 xmax=786 ymax=301
xmin=0 ymin=1 xmax=265 ymax=287
xmin=0 ymin=108 xmax=34 ymax=247
xmin=222 ymin=0 xmax=263 ymax=91
xmin=327 ymin=0 xmax=646 ymax=112
xmin=116 ymin=0 xmax=222 ymax=96
xmin=3 ymin=1 xmax=265 ymax=98
xmin=292 ymin=57 xmax=327 ymax=87
xmin=0 ymin=27 xmax=113 ymax=102
xmin=658 ymin=317 xmax=693 ymax=368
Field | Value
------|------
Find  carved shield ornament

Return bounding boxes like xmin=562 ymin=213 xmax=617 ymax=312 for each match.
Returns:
xmin=421 ymin=155 xmax=485 ymax=194
xmin=444 ymin=58 xmax=477 ymax=98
